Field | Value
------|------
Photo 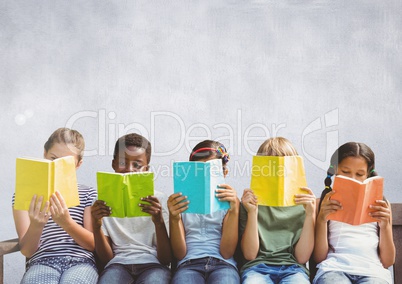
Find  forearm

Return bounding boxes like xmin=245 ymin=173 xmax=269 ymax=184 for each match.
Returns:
xmin=154 ymin=220 xmax=172 ymax=265
xmin=169 ymin=218 xmax=186 ymax=260
xmin=19 ymin=224 xmax=44 ymax=257
xmin=220 ymin=208 xmax=239 ymax=259
xmin=241 ymin=211 xmax=259 ymax=260
xmin=313 ymin=219 xmax=329 ymax=263
xmin=93 ymin=227 xmax=114 ymax=264
xmin=379 ymin=224 xmax=395 ymax=268
xmin=61 ymin=220 xmax=95 ymax=251
xmin=294 ymin=213 xmax=315 ymax=264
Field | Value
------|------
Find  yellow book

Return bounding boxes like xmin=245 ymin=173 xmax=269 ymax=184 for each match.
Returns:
xmin=14 ymin=156 xmax=80 ymax=211
xmin=250 ymin=155 xmax=307 ymax=206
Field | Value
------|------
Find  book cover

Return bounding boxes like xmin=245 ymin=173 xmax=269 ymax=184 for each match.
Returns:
xmin=14 ymin=156 xmax=79 ymax=211
xmin=97 ymin=171 xmax=154 ymax=218
xmin=173 ymin=159 xmax=230 ymax=214
xmin=328 ymin=175 xmax=384 ymax=225
xmin=250 ymin=155 xmax=307 ymax=207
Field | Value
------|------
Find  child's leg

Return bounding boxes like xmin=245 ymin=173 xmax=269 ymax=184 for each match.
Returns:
xmin=314 ymin=271 xmax=352 ymax=284
xmin=135 ymin=263 xmax=171 ymax=284
xmin=171 ymin=260 xmax=205 ymax=284
xmin=241 ymin=264 xmax=275 ymax=284
xmin=279 ymin=264 xmax=309 ymax=284
xmin=98 ymin=263 xmax=132 ymax=284
xmin=21 ymin=264 xmax=61 ymax=284
xmin=207 ymin=261 xmax=239 ymax=284
xmin=59 ymin=261 xmax=98 ymax=284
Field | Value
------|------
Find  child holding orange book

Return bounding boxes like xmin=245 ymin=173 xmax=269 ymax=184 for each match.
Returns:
xmin=240 ymin=137 xmax=316 ymax=284
xmin=13 ymin=128 xmax=98 ymax=284
xmin=313 ymin=142 xmax=395 ymax=284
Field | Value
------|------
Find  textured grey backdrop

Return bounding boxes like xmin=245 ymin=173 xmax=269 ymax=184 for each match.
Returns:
xmin=1 ymin=1 xmax=401 ymax=283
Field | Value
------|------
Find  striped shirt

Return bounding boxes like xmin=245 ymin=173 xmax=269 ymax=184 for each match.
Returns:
xmin=12 ymin=184 xmax=97 ymax=264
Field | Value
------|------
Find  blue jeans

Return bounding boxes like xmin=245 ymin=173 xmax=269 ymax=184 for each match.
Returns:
xmin=21 ymin=256 xmax=98 ymax=284
xmin=98 ymin=263 xmax=171 ymax=284
xmin=241 ymin=263 xmax=309 ymax=284
xmin=172 ymin=257 xmax=240 ymax=284
xmin=314 ymin=271 xmax=389 ymax=284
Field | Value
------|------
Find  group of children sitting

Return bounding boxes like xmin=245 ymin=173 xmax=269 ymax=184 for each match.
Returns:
xmin=12 ymin=127 xmax=396 ymax=284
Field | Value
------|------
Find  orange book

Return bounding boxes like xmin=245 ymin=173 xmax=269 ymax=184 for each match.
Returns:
xmin=328 ymin=175 xmax=383 ymax=225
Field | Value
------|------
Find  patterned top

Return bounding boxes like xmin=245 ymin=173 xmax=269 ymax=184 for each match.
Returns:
xmin=12 ymin=184 xmax=97 ymax=264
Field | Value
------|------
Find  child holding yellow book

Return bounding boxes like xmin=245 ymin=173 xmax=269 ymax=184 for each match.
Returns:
xmin=91 ymin=133 xmax=171 ymax=284
xmin=240 ymin=137 xmax=316 ymax=284
xmin=12 ymin=128 xmax=98 ymax=284
xmin=313 ymin=142 xmax=395 ymax=283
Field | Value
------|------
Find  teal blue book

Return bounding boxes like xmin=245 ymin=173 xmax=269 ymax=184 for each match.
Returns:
xmin=97 ymin=171 xmax=154 ymax=218
xmin=173 ymin=159 xmax=230 ymax=214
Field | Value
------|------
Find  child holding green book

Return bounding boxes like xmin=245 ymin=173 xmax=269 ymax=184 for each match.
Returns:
xmin=168 ymin=140 xmax=240 ymax=284
xmin=12 ymin=128 xmax=98 ymax=284
xmin=91 ymin=133 xmax=171 ymax=284
xmin=240 ymin=137 xmax=316 ymax=284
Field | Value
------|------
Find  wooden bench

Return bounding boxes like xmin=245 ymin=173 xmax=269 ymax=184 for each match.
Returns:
xmin=1 ymin=203 xmax=401 ymax=284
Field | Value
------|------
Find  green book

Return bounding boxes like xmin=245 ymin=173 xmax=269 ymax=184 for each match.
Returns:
xmin=97 ymin=171 xmax=154 ymax=218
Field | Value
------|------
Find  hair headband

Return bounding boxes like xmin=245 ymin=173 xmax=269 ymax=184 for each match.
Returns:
xmin=190 ymin=146 xmax=230 ymax=163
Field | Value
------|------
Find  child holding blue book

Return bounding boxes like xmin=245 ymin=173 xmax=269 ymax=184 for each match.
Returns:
xmin=91 ymin=133 xmax=171 ymax=284
xmin=168 ymin=140 xmax=240 ymax=284
xmin=13 ymin=128 xmax=98 ymax=284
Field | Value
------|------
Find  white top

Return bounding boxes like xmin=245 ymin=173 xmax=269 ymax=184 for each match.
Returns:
xmin=101 ymin=190 xmax=169 ymax=268
xmin=314 ymin=220 xmax=392 ymax=284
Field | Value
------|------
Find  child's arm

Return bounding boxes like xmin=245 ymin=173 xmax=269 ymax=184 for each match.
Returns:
xmin=314 ymin=191 xmax=341 ymax=263
xmin=50 ymin=191 xmax=95 ymax=251
xmin=240 ymin=189 xmax=259 ymax=260
xmin=217 ymin=184 xmax=239 ymax=259
xmin=13 ymin=195 xmax=50 ymax=257
xmin=294 ymin=187 xmax=316 ymax=264
xmin=167 ymin=193 xmax=189 ymax=260
xmin=140 ymin=195 xmax=172 ymax=265
xmin=370 ymin=200 xmax=396 ymax=268
xmin=91 ymin=200 xmax=114 ymax=265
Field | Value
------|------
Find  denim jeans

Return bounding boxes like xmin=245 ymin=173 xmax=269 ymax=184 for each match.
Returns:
xmin=314 ymin=271 xmax=389 ymax=284
xmin=98 ymin=263 xmax=171 ymax=284
xmin=241 ymin=263 xmax=309 ymax=284
xmin=21 ymin=256 xmax=98 ymax=284
xmin=171 ymin=257 xmax=240 ymax=284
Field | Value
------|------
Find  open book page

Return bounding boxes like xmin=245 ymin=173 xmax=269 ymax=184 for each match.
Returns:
xmin=14 ymin=156 xmax=78 ymax=210
xmin=250 ymin=156 xmax=307 ymax=206
xmin=328 ymin=175 xmax=384 ymax=225
xmin=97 ymin=172 xmax=154 ymax=218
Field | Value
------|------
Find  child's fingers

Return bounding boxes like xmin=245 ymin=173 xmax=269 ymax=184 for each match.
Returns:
xmin=299 ymin=187 xmax=315 ymax=195
xmin=55 ymin=191 xmax=67 ymax=208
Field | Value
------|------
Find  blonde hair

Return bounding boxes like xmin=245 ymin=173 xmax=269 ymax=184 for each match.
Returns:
xmin=257 ymin=137 xmax=298 ymax=156
xmin=44 ymin=128 xmax=85 ymax=161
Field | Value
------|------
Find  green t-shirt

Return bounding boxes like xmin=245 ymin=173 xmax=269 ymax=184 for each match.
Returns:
xmin=239 ymin=204 xmax=308 ymax=274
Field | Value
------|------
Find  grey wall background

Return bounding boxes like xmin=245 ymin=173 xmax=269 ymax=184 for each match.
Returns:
xmin=1 ymin=1 xmax=401 ymax=282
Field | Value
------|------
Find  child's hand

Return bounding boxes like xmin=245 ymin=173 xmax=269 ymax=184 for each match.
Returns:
xmin=369 ymin=200 xmax=392 ymax=228
xmin=241 ymin=189 xmax=258 ymax=213
xmin=91 ymin=200 xmax=111 ymax=229
xmin=139 ymin=196 xmax=164 ymax=225
xmin=216 ymin=184 xmax=239 ymax=211
xmin=294 ymin=187 xmax=316 ymax=217
xmin=28 ymin=195 xmax=50 ymax=227
xmin=317 ymin=191 xmax=342 ymax=222
xmin=167 ymin=193 xmax=189 ymax=221
xmin=49 ymin=191 xmax=73 ymax=227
